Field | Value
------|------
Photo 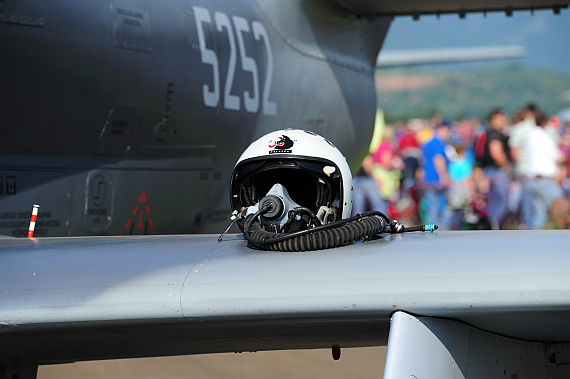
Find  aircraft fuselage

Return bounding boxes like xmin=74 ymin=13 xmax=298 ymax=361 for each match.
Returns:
xmin=0 ymin=0 xmax=390 ymax=236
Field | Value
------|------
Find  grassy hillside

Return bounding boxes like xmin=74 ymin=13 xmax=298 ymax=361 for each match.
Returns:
xmin=376 ymin=65 xmax=570 ymax=123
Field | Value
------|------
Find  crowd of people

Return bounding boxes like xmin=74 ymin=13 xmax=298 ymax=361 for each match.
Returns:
xmin=353 ymin=104 xmax=570 ymax=230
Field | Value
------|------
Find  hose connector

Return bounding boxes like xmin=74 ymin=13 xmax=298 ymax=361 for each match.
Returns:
xmin=424 ymin=223 xmax=438 ymax=233
xmin=390 ymin=220 xmax=404 ymax=233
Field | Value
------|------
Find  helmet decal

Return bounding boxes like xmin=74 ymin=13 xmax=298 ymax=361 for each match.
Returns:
xmin=268 ymin=135 xmax=294 ymax=154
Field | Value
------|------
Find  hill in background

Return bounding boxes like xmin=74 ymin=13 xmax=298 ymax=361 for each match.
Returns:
xmin=376 ymin=65 xmax=570 ymax=123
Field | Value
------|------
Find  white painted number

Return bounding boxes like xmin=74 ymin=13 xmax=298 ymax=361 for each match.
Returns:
xmin=252 ymin=21 xmax=277 ymax=116
xmin=232 ymin=16 xmax=259 ymax=114
xmin=193 ymin=7 xmax=277 ymax=116
xmin=215 ymin=12 xmax=240 ymax=111
xmin=193 ymin=6 xmax=219 ymax=107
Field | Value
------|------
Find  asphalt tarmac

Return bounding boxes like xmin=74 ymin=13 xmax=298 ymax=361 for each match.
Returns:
xmin=39 ymin=347 xmax=387 ymax=379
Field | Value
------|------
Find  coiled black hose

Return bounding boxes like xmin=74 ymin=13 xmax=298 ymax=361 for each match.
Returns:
xmin=243 ymin=208 xmax=389 ymax=252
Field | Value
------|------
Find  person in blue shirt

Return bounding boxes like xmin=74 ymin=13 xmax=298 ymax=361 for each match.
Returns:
xmin=446 ymin=144 xmax=473 ymax=229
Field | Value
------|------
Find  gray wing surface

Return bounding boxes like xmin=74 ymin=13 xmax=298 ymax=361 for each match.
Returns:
xmin=1 ymin=230 xmax=569 ymax=366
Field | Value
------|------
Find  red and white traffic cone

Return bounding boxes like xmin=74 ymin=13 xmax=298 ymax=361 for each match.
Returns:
xmin=28 ymin=204 xmax=40 ymax=238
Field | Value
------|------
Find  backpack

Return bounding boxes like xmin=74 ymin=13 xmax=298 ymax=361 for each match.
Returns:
xmin=474 ymin=131 xmax=487 ymax=164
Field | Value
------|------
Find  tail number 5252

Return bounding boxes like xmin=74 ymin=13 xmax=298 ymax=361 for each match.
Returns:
xmin=193 ymin=6 xmax=277 ymax=116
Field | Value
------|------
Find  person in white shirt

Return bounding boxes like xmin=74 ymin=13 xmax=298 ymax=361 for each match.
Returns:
xmin=507 ymin=104 xmax=538 ymax=225
xmin=509 ymin=103 xmax=539 ymax=177
xmin=522 ymin=113 xmax=563 ymax=229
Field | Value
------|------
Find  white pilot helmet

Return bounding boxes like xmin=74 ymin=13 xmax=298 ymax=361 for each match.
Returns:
xmin=230 ymin=129 xmax=353 ymax=225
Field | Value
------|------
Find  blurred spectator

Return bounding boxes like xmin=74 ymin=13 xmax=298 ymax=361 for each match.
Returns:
xmin=421 ymin=123 xmax=451 ymax=228
xmin=371 ymin=126 xmax=403 ymax=208
xmin=545 ymin=116 xmax=561 ymax=145
xmin=373 ymin=126 xmax=396 ymax=169
xmin=352 ymin=154 xmax=387 ymax=215
xmin=462 ymin=166 xmax=492 ymax=229
xmin=550 ymin=198 xmax=570 ymax=229
xmin=508 ymin=103 xmax=539 ymax=224
xmin=477 ymin=108 xmax=511 ymax=229
xmin=398 ymin=121 xmax=422 ymax=184
xmin=509 ymin=103 xmax=539 ymax=173
xmin=522 ymin=113 xmax=563 ymax=229
xmin=446 ymin=144 xmax=473 ymax=230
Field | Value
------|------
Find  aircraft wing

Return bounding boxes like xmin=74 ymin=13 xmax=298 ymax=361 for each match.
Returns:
xmin=376 ymin=46 xmax=527 ymax=67
xmin=1 ymin=230 xmax=569 ymax=377
xmin=325 ymin=0 xmax=567 ymax=16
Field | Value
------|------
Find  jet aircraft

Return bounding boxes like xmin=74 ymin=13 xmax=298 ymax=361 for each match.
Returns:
xmin=1 ymin=0 xmax=569 ymax=379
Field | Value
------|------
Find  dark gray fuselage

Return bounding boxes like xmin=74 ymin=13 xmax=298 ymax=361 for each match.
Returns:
xmin=0 ymin=0 xmax=390 ymax=237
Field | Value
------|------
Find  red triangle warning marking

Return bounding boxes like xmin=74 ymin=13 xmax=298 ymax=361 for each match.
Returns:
xmin=123 ymin=192 xmax=154 ymax=235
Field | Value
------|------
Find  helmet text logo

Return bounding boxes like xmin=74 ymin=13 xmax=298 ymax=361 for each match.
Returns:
xmin=268 ymin=135 xmax=293 ymax=154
